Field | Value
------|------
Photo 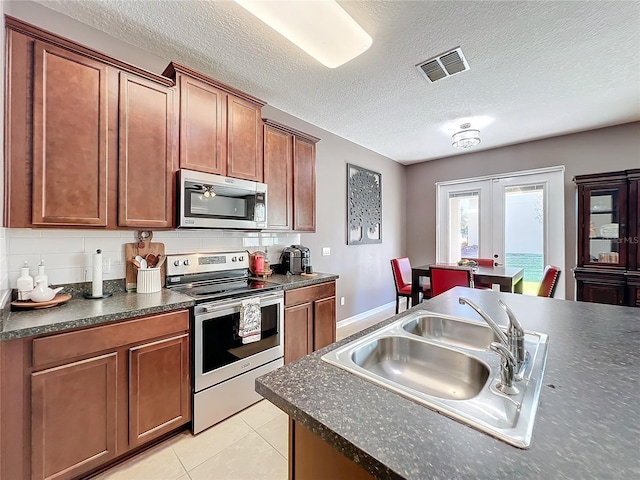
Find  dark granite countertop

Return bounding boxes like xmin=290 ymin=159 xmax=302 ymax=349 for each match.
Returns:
xmin=259 ymin=272 xmax=339 ymax=290
xmin=256 ymin=287 xmax=640 ymax=479
xmin=1 ymin=289 xmax=195 ymax=341
xmin=0 ymin=273 xmax=338 ymax=341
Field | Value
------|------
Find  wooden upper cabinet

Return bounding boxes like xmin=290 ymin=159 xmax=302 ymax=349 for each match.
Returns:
xmin=118 ymin=72 xmax=176 ymax=228
xmin=227 ymin=95 xmax=264 ymax=181
xmin=178 ymin=74 xmax=227 ymax=174
xmin=263 ymin=124 xmax=293 ymax=230
xmin=32 ymin=41 xmax=112 ymax=226
xmin=6 ymin=18 xmax=176 ymax=229
xmin=164 ymin=62 xmax=266 ymax=182
xmin=293 ymin=135 xmax=318 ymax=232
xmin=263 ymin=120 xmax=319 ymax=232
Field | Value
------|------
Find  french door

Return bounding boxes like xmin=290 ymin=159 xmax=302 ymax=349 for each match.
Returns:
xmin=436 ymin=167 xmax=565 ymax=298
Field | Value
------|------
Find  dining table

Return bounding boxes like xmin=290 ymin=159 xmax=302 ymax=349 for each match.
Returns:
xmin=411 ymin=264 xmax=525 ymax=306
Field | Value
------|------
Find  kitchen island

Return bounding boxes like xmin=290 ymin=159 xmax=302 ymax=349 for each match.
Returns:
xmin=256 ymin=287 xmax=639 ymax=479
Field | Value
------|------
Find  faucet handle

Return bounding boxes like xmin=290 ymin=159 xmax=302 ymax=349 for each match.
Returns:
xmin=490 ymin=342 xmax=520 ymax=395
xmin=498 ymin=300 xmax=524 ymax=334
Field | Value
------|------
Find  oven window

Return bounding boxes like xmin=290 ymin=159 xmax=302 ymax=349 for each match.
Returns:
xmin=201 ymin=303 xmax=280 ymax=373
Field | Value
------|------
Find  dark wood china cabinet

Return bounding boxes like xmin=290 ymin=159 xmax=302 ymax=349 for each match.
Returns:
xmin=574 ymin=169 xmax=640 ymax=307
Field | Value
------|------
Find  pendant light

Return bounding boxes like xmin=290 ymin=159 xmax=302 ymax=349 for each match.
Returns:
xmin=452 ymin=123 xmax=481 ymax=149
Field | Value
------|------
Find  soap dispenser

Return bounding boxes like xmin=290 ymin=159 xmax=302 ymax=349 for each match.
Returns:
xmin=34 ymin=260 xmax=48 ymax=289
xmin=17 ymin=261 xmax=34 ymax=301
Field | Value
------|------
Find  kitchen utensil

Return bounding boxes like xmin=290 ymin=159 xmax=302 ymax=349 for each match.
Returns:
xmin=145 ymin=253 xmax=158 ymax=268
xmin=156 ymin=254 xmax=166 ymax=268
xmin=131 ymin=258 xmax=141 ymax=269
xmin=125 ymin=239 xmax=165 ymax=292
xmin=140 ymin=258 xmax=148 ymax=269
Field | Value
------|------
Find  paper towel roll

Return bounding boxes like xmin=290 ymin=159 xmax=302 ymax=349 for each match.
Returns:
xmin=92 ymin=249 xmax=103 ymax=297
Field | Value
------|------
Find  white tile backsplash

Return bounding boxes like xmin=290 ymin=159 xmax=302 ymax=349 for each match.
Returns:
xmin=5 ymin=228 xmax=300 ymax=288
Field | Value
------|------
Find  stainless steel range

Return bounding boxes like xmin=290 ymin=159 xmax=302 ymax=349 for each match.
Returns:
xmin=165 ymin=251 xmax=284 ymax=434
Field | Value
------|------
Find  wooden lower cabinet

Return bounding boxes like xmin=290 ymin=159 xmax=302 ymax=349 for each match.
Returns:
xmin=129 ymin=334 xmax=190 ymax=447
xmin=1 ymin=309 xmax=191 ymax=480
xmin=290 ymin=420 xmax=374 ymax=480
xmin=284 ymin=281 xmax=336 ymax=364
xmin=31 ymin=353 xmax=118 ymax=480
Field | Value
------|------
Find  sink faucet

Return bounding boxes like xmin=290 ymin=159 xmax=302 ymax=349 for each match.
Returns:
xmin=498 ymin=299 xmax=527 ymax=378
xmin=458 ymin=297 xmax=528 ymax=380
xmin=489 ymin=342 xmax=520 ymax=395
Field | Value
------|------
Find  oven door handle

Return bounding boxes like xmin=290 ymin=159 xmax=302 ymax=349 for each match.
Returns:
xmin=201 ymin=292 xmax=283 ymax=313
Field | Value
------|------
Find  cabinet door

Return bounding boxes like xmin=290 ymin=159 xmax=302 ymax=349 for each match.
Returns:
xmin=313 ymin=296 xmax=336 ymax=351
xmin=129 ymin=334 xmax=190 ymax=447
xmin=577 ymin=280 xmax=626 ymax=306
xmin=629 ymin=177 xmax=639 ymax=271
xmin=227 ymin=95 xmax=263 ymax=181
xmin=32 ymin=41 xmax=111 ymax=226
xmin=264 ymin=125 xmax=292 ymax=230
xmin=579 ymin=182 xmax=627 ymax=268
xmin=284 ymin=303 xmax=313 ymax=364
xmin=179 ymin=74 xmax=227 ymax=174
xmin=119 ymin=73 xmax=176 ymax=228
xmin=292 ymin=136 xmax=316 ymax=231
xmin=31 ymin=353 xmax=118 ymax=480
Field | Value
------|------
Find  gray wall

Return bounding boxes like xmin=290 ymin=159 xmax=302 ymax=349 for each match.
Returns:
xmin=3 ymin=1 xmax=407 ymax=320
xmin=406 ymin=121 xmax=640 ymax=300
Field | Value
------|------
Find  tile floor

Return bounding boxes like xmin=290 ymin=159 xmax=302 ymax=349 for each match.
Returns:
xmin=92 ymin=305 xmax=395 ymax=480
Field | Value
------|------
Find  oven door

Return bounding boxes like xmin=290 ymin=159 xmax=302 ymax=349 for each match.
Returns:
xmin=194 ymin=291 xmax=284 ymax=392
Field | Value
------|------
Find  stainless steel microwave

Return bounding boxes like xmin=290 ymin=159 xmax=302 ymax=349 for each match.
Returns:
xmin=178 ymin=169 xmax=267 ymax=230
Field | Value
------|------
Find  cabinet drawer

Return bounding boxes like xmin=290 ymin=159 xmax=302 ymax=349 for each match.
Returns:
xmin=32 ymin=310 xmax=189 ymax=368
xmin=285 ymin=282 xmax=335 ymax=307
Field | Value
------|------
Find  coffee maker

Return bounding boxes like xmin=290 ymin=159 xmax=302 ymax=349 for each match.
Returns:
xmin=280 ymin=245 xmax=311 ymax=275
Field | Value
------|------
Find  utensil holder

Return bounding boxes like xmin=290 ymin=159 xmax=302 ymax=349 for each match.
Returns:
xmin=137 ymin=267 xmax=161 ymax=294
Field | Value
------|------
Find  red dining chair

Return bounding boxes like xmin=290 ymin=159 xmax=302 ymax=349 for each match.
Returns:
xmin=391 ymin=258 xmax=432 ymax=314
xmin=429 ymin=265 xmax=473 ymax=297
xmin=461 ymin=257 xmax=493 ymax=289
xmin=537 ymin=265 xmax=561 ymax=298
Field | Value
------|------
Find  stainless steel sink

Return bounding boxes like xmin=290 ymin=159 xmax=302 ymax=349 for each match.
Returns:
xmin=322 ymin=309 xmax=549 ymax=448
xmin=402 ymin=314 xmax=500 ymax=351
xmin=352 ymin=336 xmax=490 ymax=400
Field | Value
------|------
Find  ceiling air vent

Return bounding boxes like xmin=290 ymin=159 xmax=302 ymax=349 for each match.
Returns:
xmin=416 ymin=47 xmax=469 ymax=83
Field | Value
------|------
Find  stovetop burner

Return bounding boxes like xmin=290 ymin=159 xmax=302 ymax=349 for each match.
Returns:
xmin=165 ymin=251 xmax=280 ymax=303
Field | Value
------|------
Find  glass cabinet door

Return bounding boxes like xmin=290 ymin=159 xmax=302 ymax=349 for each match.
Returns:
xmin=583 ymin=186 xmax=627 ymax=267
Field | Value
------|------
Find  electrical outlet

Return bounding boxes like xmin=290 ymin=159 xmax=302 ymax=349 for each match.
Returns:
xmin=322 ymin=247 xmax=331 ymax=256
xmin=340 ymin=296 xmax=345 ymax=306
xmin=103 ymin=257 xmax=111 ymax=274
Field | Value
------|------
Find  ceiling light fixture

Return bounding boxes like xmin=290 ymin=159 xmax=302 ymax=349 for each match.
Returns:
xmin=234 ymin=0 xmax=372 ymax=68
xmin=452 ymin=123 xmax=481 ymax=149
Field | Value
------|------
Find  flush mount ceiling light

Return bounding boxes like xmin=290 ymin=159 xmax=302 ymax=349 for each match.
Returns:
xmin=234 ymin=0 xmax=372 ymax=68
xmin=452 ymin=123 xmax=481 ymax=149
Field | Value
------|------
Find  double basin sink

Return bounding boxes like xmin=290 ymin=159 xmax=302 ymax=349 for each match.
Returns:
xmin=322 ymin=310 xmax=549 ymax=448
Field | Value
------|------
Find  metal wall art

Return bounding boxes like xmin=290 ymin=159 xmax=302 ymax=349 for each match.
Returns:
xmin=347 ymin=163 xmax=382 ymax=244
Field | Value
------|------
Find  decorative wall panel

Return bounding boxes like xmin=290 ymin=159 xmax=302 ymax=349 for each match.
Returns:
xmin=347 ymin=163 xmax=382 ymax=245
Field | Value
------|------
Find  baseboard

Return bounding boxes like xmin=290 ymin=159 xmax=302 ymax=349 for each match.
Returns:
xmin=337 ymin=301 xmax=397 ymax=329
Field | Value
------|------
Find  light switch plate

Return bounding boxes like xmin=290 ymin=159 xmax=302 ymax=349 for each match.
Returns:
xmin=322 ymin=247 xmax=331 ymax=256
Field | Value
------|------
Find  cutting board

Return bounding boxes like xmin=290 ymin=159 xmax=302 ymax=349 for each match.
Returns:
xmin=125 ymin=232 xmax=165 ymax=292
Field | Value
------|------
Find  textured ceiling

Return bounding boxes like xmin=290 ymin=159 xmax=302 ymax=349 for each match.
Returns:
xmin=33 ymin=0 xmax=640 ymax=164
